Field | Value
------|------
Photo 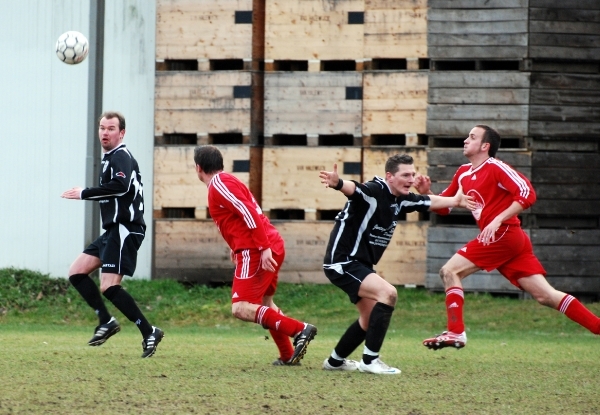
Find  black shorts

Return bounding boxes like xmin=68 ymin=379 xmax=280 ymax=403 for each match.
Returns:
xmin=323 ymin=261 xmax=375 ymax=304
xmin=83 ymin=223 xmax=145 ymax=276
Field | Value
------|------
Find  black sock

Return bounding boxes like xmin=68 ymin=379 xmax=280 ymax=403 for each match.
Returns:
xmin=363 ymin=302 xmax=395 ymax=364
xmin=328 ymin=319 xmax=367 ymax=367
xmin=69 ymin=274 xmax=112 ymax=324
xmin=103 ymin=285 xmax=153 ymax=337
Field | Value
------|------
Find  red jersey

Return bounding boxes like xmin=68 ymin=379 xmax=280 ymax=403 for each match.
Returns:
xmin=434 ymin=157 xmax=536 ymax=230
xmin=207 ymin=172 xmax=284 ymax=254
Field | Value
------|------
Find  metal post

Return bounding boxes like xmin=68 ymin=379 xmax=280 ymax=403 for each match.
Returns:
xmin=84 ymin=0 xmax=105 ymax=247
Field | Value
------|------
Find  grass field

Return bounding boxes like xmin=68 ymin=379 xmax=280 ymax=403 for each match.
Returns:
xmin=1 ymin=269 xmax=599 ymax=414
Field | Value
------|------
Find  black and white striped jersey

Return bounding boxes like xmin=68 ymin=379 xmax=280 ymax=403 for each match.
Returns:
xmin=324 ymin=176 xmax=431 ymax=267
xmin=81 ymin=144 xmax=146 ymax=230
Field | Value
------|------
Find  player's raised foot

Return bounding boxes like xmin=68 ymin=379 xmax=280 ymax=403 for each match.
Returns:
xmin=141 ymin=327 xmax=164 ymax=358
xmin=289 ymin=323 xmax=317 ymax=364
xmin=272 ymin=358 xmax=301 ymax=366
xmin=322 ymin=358 xmax=360 ymax=371
xmin=359 ymin=358 xmax=401 ymax=375
xmin=88 ymin=317 xmax=120 ymax=346
xmin=423 ymin=331 xmax=467 ymax=350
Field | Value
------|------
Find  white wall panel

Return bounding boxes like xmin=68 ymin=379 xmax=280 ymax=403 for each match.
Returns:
xmin=0 ymin=0 xmax=155 ymax=279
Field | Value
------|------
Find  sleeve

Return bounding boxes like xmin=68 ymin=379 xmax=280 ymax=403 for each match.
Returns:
xmin=494 ymin=163 xmax=536 ymax=210
xmin=430 ymin=167 xmax=463 ymax=216
xmin=81 ymin=151 xmax=131 ymax=200
xmin=349 ymin=179 xmax=382 ymax=200
xmin=213 ymin=176 xmax=272 ymax=251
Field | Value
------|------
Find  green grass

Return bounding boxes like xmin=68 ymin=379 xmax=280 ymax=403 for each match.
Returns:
xmin=1 ymin=268 xmax=600 ymax=414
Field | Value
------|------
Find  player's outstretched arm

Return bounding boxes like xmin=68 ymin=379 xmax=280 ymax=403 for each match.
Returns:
xmin=319 ymin=163 xmax=356 ymax=196
xmin=61 ymin=187 xmax=83 ymax=200
xmin=428 ymin=190 xmax=474 ymax=211
xmin=413 ymin=174 xmax=433 ymax=195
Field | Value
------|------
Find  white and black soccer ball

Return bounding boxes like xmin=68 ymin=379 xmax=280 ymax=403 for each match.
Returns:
xmin=55 ymin=31 xmax=89 ymax=65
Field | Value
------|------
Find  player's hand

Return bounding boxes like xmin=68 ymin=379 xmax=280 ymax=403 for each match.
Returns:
xmin=455 ymin=188 xmax=475 ymax=210
xmin=413 ymin=174 xmax=432 ymax=195
xmin=478 ymin=218 xmax=502 ymax=246
xmin=61 ymin=187 xmax=83 ymax=199
xmin=319 ymin=164 xmax=340 ymax=189
xmin=260 ymin=248 xmax=277 ymax=273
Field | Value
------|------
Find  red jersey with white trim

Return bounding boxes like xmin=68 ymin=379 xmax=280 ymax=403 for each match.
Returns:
xmin=434 ymin=157 xmax=536 ymax=230
xmin=207 ymin=172 xmax=284 ymax=254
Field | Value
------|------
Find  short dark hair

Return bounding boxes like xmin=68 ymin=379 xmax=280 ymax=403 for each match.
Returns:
xmin=99 ymin=111 xmax=126 ymax=131
xmin=385 ymin=154 xmax=414 ymax=175
xmin=194 ymin=145 xmax=224 ymax=174
xmin=475 ymin=124 xmax=501 ymax=157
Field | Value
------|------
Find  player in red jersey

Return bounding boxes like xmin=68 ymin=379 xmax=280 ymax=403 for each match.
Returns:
xmin=194 ymin=145 xmax=317 ymax=365
xmin=416 ymin=125 xmax=600 ymax=350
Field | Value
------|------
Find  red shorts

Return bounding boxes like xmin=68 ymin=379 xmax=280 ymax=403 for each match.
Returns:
xmin=458 ymin=225 xmax=546 ymax=289
xmin=231 ymin=249 xmax=284 ymax=304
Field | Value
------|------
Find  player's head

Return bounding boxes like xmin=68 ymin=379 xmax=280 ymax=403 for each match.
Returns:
xmin=194 ymin=145 xmax=224 ymax=174
xmin=99 ymin=111 xmax=126 ymax=131
xmin=385 ymin=154 xmax=416 ymax=197
xmin=98 ymin=111 xmax=126 ymax=151
xmin=474 ymin=124 xmax=501 ymax=157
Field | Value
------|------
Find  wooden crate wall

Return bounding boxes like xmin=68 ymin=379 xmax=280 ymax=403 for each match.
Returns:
xmin=362 ymin=72 xmax=427 ymax=136
xmin=364 ymin=0 xmax=428 ymax=60
xmin=529 ymin=0 xmax=600 ymax=62
xmin=428 ymin=0 xmax=529 ymax=60
xmin=529 ymin=73 xmax=600 ymax=139
xmin=265 ymin=0 xmax=365 ymax=63
xmin=155 ymin=71 xmax=252 ymax=137
xmin=153 ymin=145 xmax=251 ymax=218
xmin=264 ymin=72 xmax=363 ymax=138
xmin=261 ymin=147 xmax=361 ymax=217
xmin=154 ymin=219 xmax=234 ymax=284
xmin=427 ymin=72 xmax=530 ymax=137
xmin=156 ymin=0 xmax=253 ymax=61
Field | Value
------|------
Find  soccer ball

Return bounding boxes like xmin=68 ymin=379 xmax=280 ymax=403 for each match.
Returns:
xmin=55 ymin=31 xmax=89 ymax=65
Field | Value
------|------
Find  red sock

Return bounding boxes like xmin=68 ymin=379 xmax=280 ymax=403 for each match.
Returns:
xmin=558 ymin=295 xmax=600 ymax=334
xmin=446 ymin=287 xmax=465 ymax=334
xmin=269 ymin=309 xmax=294 ymax=361
xmin=255 ymin=306 xmax=304 ymax=338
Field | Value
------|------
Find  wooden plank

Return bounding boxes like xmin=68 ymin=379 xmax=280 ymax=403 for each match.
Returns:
xmin=428 ymin=105 xmax=529 ymax=121
xmin=531 ymin=200 xmax=599 ymax=216
xmin=532 ymin=168 xmax=599 ymax=184
xmin=153 ymin=145 xmax=250 ymax=209
xmin=530 ymin=20 xmax=600 ymax=35
xmin=529 ymin=8 xmax=600 ymax=22
xmin=532 ymin=152 xmax=600 ymax=168
xmin=529 ymin=46 xmax=600 ymax=60
xmin=264 ymin=72 xmax=362 ymax=136
xmin=366 ymin=0 xmax=428 ymax=9
xmin=529 ymin=121 xmax=600 ymax=137
xmin=429 ymin=72 xmax=530 ymax=88
xmin=428 ymin=20 xmax=528 ymax=35
xmin=428 ymin=46 xmax=528 ymax=59
xmin=535 ymin=184 xmax=600 ymax=200
xmin=265 ymin=0 xmax=364 ymax=61
xmin=429 ymin=88 xmax=529 ymax=105
xmin=155 ymin=109 xmax=251 ymax=135
xmin=529 ymin=0 xmax=600 ymax=9
xmin=530 ymin=73 xmax=600 ymax=90
xmin=529 ymin=33 xmax=600 ymax=49
xmin=530 ymin=89 xmax=600 ymax=106
xmin=428 ymin=9 xmax=527 ymax=22
xmin=427 ymin=120 xmax=528 ymax=137
xmin=533 ymin=246 xmax=600 ymax=262
xmin=430 ymin=0 xmax=528 ymax=8
xmin=363 ymin=147 xmax=429 ymax=177
xmin=261 ymin=147 xmax=362 ymax=211
xmin=156 ymin=0 xmax=253 ymax=60
xmin=364 ymin=8 xmax=427 ymax=58
xmin=363 ymin=72 xmax=427 ymax=135
xmin=429 ymin=34 xmax=528 ymax=47
xmin=546 ymin=277 xmax=600 ymax=294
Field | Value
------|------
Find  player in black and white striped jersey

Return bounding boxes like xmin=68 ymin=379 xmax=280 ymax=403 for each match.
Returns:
xmin=61 ymin=111 xmax=163 ymax=358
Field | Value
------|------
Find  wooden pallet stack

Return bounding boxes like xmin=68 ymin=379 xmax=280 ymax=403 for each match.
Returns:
xmin=425 ymin=0 xmax=600 ymax=296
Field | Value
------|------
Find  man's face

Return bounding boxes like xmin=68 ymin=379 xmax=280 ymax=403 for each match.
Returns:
xmin=98 ymin=117 xmax=124 ymax=152
xmin=386 ymin=163 xmax=416 ymax=196
xmin=463 ymin=126 xmax=488 ymax=157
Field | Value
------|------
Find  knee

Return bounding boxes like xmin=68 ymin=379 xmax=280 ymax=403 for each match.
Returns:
xmin=231 ymin=302 xmax=248 ymax=320
xmin=382 ymin=285 xmax=397 ymax=307
xmin=530 ymin=291 xmax=556 ymax=308
xmin=439 ymin=266 xmax=457 ymax=284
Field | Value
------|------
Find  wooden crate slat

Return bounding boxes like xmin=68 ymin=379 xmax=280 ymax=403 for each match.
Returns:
xmin=364 ymin=8 xmax=427 ymax=58
xmin=156 ymin=0 xmax=253 ymax=60
xmin=429 ymin=72 xmax=531 ymax=88
xmin=376 ymin=222 xmax=428 ymax=285
xmin=261 ymin=147 xmax=361 ymax=211
xmin=154 ymin=146 xmax=250 ymax=209
xmin=427 ymin=120 xmax=529 ymax=137
xmin=429 ymin=0 xmax=528 ymax=8
xmin=429 ymin=88 xmax=529 ymax=105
